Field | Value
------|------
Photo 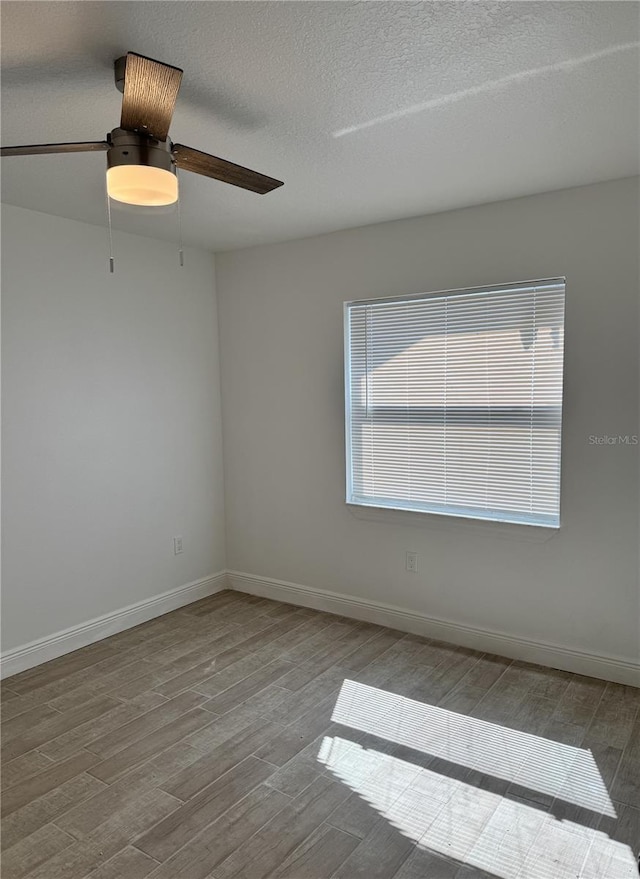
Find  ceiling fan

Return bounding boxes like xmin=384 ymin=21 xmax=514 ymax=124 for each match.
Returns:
xmin=0 ymin=52 xmax=284 ymax=207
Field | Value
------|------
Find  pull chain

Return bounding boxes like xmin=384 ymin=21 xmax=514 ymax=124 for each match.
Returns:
xmin=177 ymin=169 xmax=184 ymax=267
xmin=105 ymin=185 xmax=114 ymax=273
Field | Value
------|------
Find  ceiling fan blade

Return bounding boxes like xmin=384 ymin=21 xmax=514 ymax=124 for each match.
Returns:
xmin=120 ymin=53 xmax=183 ymax=141
xmin=172 ymin=144 xmax=284 ymax=194
xmin=1 ymin=141 xmax=109 ymax=157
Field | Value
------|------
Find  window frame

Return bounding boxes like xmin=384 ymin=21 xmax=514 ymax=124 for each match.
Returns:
xmin=343 ymin=278 xmax=566 ymax=529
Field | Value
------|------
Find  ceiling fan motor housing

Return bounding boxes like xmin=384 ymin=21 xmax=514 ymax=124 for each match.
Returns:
xmin=106 ymin=128 xmax=178 ymax=205
xmin=107 ymin=128 xmax=175 ymax=175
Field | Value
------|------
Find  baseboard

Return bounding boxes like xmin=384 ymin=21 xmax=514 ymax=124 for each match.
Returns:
xmin=4 ymin=567 xmax=638 ymax=686
xmin=1 ymin=572 xmax=228 ymax=679
xmin=228 ymin=571 xmax=640 ymax=687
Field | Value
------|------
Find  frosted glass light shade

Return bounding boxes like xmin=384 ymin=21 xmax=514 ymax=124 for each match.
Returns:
xmin=106 ymin=165 xmax=178 ymax=206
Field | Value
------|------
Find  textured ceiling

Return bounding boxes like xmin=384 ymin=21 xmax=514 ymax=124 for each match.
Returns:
xmin=1 ymin=1 xmax=638 ymax=252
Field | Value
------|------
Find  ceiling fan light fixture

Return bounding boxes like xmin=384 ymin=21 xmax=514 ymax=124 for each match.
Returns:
xmin=105 ymin=128 xmax=178 ymax=207
xmin=106 ymin=164 xmax=178 ymax=206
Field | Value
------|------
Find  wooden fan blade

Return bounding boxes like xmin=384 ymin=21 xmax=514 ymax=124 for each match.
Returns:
xmin=172 ymin=144 xmax=283 ymax=194
xmin=1 ymin=141 xmax=109 ymax=157
xmin=120 ymin=53 xmax=183 ymax=141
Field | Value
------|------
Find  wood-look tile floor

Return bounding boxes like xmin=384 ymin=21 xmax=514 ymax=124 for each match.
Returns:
xmin=2 ymin=590 xmax=639 ymax=879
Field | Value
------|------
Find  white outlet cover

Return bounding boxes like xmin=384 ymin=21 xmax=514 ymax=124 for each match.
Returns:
xmin=406 ymin=552 xmax=418 ymax=572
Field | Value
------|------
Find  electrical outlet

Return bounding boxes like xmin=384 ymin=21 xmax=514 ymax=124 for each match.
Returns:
xmin=173 ymin=536 xmax=183 ymax=555
xmin=406 ymin=551 xmax=418 ymax=573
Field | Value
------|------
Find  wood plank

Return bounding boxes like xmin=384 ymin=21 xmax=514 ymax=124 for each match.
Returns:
xmin=0 ymin=822 xmax=75 ymax=879
xmin=509 ymin=692 xmax=559 ymax=737
xmin=451 ymin=654 xmax=512 ymax=691
xmin=602 ymin=682 xmax=640 ymax=708
xmin=0 ymin=692 xmax=46 ymax=722
xmin=611 ymin=748 xmax=640 ymax=808
xmin=258 ymin=667 xmax=346 ymax=726
xmin=563 ymin=674 xmax=608 ymax=708
xmin=178 ymin=701 xmax=255 ymax=743
xmin=271 ymin=629 xmax=336 ymax=666
xmin=38 ymin=694 xmax=167 ymax=762
xmin=234 ymin=616 xmax=336 ymax=661
xmin=85 ymin=846 xmax=159 ymax=879
xmin=2 ymin=750 xmax=55 ymax=789
xmin=264 ymin=733 xmax=328 ymax=797
xmin=256 ymin=687 xmax=348 ymax=762
xmin=156 ymin=619 xmax=307 ymax=698
xmin=420 ymin=784 xmax=503 ymax=863
xmin=46 ymin=656 xmax=161 ymax=712
xmin=271 ymin=823 xmax=360 ymax=878
xmin=583 ymin=689 xmax=639 ymax=749
xmin=1 ymin=773 xmax=107 ymax=851
xmin=106 ymin=626 xmax=245 ymax=699
xmin=1 ymin=702 xmax=61 ymax=741
xmin=326 ymin=792 xmax=384 ymax=840
xmin=6 ymin=642 xmax=121 ymax=695
xmin=2 ymin=750 xmax=98 ymax=817
xmin=104 ymin=616 xmax=223 ymax=654
xmin=549 ymin=691 xmax=601 ymax=728
xmin=155 ymin=644 xmax=266 ymax=696
xmin=219 ymin=684 xmax=290 ymax=719
xmin=161 ymin=716 xmax=283 ymax=800
xmin=57 ymin=754 xmax=200 ymax=839
xmin=597 ymin=800 xmax=640 ymax=851
xmin=508 ymin=661 xmax=572 ymax=700
xmin=27 ymin=789 xmax=179 ymax=879
xmin=190 ymin=649 xmax=277 ymax=698
xmin=200 ymin=659 xmax=296 ymax=716
xmin=180 ymin=590 xmax=247 ymax=617
xmin=408 ymin=649 xmax=482 ymax=705
xmin=334 ymin=628 xmax=404 ymax=673
xmin=144 ymin=784 xmax=290 ymax=879
xmin=212 ymin=775 xmax=352 ymax=879
xmin=251 ymin=616 xmax=336 ymax=662
xmin=87 ymin=707 xmax=215 ymax=783
xmin=208 ymin=599 xmax=274 ymax=625
xmin=179 ymin=590 xmax=244 ymax=616
xmin=277 ymin=624 xmax=381 ymax=690
xmin=286 ymin=620 xmax=369 ymax=665
xmin=85 ymin=690 xmax=206 ymax=758
xmin=437 ymin=684 xmax=487 ymax=715
xmin=151 ymin=632 xmax=264 ymax=697
xmin=135 ymin=756 xmax=276 ymax=862
xmin=1 ymin=696 xmax=121 ymax=762
xmin=392 ymin=848 xmax=459 ymax=879
xmin=543 ymin=717 xmax=586 ymax=747
xmin=551 ymin=741 xmax=622 ymax=830
xmin=465 ymin=793 xmax=550 ymax=877
xmin=470 ymin=674 xmax=532 ymax=726
xmin=520 ymin=815 xmax=598 ymax=879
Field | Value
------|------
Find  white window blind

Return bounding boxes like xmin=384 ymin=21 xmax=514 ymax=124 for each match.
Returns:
xmin=344 ymin=280 xmax=565 ymax=527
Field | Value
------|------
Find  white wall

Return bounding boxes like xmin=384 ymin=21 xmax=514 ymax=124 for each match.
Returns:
xmin=2 ymin=204 xmax=226 ymax=652
xmin=216 ymin=178 xmax=639 ymax=668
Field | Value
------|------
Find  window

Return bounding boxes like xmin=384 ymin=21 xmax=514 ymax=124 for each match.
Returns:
xmin=344 ymin=280 xmax=565 ymax=528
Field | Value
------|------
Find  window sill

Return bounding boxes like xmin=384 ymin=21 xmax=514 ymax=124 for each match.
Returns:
xmin=346 ymin=503 xmax=559 ymax=543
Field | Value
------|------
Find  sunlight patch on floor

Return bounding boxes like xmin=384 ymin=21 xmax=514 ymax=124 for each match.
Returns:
xmin=331 ymin=678 xmax=614 ymax=815
xmin=318 ymin=735 xmax=637 ymax=879
xmin=320 ymin=679 xmax=638 ymax=878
